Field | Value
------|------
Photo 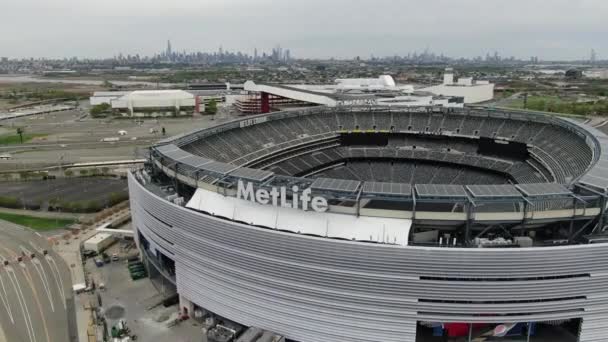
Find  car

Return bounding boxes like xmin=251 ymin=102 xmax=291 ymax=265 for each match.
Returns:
xmin=102 ymin=252 xmax=111 ymax=263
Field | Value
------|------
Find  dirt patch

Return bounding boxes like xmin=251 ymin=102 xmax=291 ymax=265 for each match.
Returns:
xmin=105 ymin=305 xmax=126 ymax=320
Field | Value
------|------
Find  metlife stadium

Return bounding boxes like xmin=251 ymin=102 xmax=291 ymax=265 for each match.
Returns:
xmin=129 ymin=105 xmax=608 ymax=342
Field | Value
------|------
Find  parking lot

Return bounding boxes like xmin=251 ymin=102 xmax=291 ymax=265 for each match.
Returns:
xmin=0 ymin=106 xmax=235 ymax=170
xmin=0 ymin=178 xmax=128 ymax=210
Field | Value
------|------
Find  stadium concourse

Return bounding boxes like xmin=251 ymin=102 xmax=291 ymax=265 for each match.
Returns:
xmin=131 ymin=106 xmax=608 ymax=342
xmin=0 ymin=220 xmax=75 ymax=342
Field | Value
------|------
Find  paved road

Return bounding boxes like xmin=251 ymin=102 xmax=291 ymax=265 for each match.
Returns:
xmin=0 ymin=220 xmax=76 ymax=342
xmin=0 ymin=138 xmax=158 ymax=152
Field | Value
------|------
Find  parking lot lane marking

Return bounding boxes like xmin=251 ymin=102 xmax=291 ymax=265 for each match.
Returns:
xmin=0 ymin=270 xmax=15 ymax=323
xmin=21 ymin=246 xmax=54 ymax=312
xmin=46 ymin=256 xmax=66 ymax=309
xmin=5 ymin=264 xmax=35 ymax=342
xmin=20 ymin=260 xmax=52 ymax=342
xmin=0 ymin=244 xmax=37 ymax=342
xmin=31 ymin=259 xmax=54 ymax=312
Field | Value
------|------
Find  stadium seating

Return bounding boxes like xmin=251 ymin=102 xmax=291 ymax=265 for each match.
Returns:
xmin=310 ymin=160 xmax=508 ymax=185
xmin=179 ymin=109 xmax=593 ymax=186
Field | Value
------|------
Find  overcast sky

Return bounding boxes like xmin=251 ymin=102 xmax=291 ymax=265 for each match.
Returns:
xmin=2 ymin=0 xmax=607 ymax=60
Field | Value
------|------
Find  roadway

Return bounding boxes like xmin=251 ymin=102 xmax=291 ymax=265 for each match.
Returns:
xmin=0 ymin=106 xmax=235 ymax=170
xmin=0 ymin=220 xmax=76 ymax=342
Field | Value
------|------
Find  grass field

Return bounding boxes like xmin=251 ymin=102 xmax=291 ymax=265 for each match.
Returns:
xmin=0 ymin=212 xmax=75 ymax=231
xmin=0 ymin=133 xmax=47 ymax=145
xmin=503 ymin=95 xmax=608 ymax=116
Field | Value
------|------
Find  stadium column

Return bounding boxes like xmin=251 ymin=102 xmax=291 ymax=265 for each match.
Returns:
xmin=179 ymin=295 xmax=195 ymax=319
xmin=261 ymin=92 xmax=270 ymax=113
xmin=195 ymin=96 xmax=201 ymax=113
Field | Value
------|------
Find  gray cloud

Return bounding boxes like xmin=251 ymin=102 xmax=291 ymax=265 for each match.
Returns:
xmin=2 ymin=0 xmax=606 ymax=60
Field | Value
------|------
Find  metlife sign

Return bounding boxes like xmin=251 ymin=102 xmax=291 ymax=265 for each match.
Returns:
xmin=236 ymin=180 xmax=328 ymax=212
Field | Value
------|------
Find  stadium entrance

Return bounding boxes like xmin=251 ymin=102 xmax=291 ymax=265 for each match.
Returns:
xmin=415 ymin=319 xmax=581 ymax=341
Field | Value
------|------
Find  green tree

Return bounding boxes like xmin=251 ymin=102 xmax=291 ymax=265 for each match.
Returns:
xmin=16 ymin=127 xmax=24 ymax=144
xmin=90 ymin=103 xmax=112 ymax=117
xmin=108 ymin=191 xmax=128 ymax=206
xmin=64 ymin=170 xmax=74 ymax=177
xmin=205 ymin=99 xmax=218 ymax=115
xmin=85 ymin=200 xmax=101 ymax=212
xmin=0 ymin=196 xmax=21 ymax=209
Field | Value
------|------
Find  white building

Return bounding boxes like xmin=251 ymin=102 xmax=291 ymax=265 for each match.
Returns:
xmin=584 ymin=69 xmax=608 ymax=79
xmin=243 ymin=80 xmax=463 ymax=111
xmin=335 ymin=75 xmax=397 ymax=90
xmin=83 ymin=233 xmax=116 ymax=253
xmin=104 ymin=90 xmax=197 ymax=117
xmin=90 ymin=91 xmax=131 ymax=106
xmin=421 ymin=68 xmax=495 ymax=103
xmin=375 ymin=92 xmax=463 ymax=108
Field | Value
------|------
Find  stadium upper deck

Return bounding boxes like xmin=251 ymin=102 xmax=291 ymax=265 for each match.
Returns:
xmin=145 ymin=106 xmax=608 ymax=245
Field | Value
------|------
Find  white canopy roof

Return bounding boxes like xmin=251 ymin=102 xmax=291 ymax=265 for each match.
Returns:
xmin=186 ymin=188 xmax=411 ymax=246
xmin=120 ymin=89 xmax=194 ymax=101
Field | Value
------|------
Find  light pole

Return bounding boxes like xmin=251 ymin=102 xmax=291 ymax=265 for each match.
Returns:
xmin=58 ymin=154 xmax=65 ymax=176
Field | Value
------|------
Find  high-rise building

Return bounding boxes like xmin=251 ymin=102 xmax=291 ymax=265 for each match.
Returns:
xmin=166 ymin=40 xmax=172 ymax=58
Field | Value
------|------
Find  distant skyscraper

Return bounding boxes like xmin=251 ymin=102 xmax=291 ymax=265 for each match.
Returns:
xmin=166 ymin=40 xmax=172 ymax=57
xmin=591 ymin=49 xmax=597 ymax=64
xmin=254 ymin=48 xmax=258 ymax=61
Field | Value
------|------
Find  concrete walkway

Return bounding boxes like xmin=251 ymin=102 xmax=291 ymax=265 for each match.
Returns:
xmin=50 ymin=206 xmax=131 ymax=342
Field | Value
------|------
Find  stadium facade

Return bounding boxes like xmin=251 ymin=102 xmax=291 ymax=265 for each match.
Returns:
xmin=129 ymin=106 xmax=608 ymax=342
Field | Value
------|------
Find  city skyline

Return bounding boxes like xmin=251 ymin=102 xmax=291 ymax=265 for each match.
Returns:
xmin=2 ymin=0 xmax=607 ymax=60
xmin=2 ymin=40 xmax=604 ymax=64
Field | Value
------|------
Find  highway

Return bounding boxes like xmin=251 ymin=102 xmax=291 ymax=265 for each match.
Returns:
xmin=0 ymin=138 xmax=157 ymax=152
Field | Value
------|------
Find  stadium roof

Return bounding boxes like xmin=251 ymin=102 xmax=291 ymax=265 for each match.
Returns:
xmin=276 ymin=84 xmax=376 ymax=102
xmin=467 ymin=184 xmax=522 ymax=198
xmin=187 ymin=187 xmax=411 ymax=246
xmin=119 ymin=89 xmax=194 ymax=101
xmin=515 ymin=183 xmax=572 ymax=197
xmin=178 ymin=155 xmax=214 ymax=168
xmin=362 ymin=182 xmax=412 ymax=196
xmin=415 ymin=184 xmax=468 ymax=198
xmin=229 ymin=167 xmax=274 ymax=182
xmin=311 ymin=178 xmax=361 ymax=193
